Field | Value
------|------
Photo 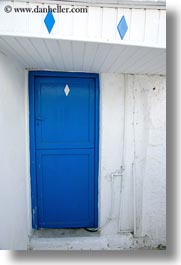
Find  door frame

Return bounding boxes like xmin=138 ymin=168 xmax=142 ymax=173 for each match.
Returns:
xmin=29 ymin=71 xmax=99 ymax=229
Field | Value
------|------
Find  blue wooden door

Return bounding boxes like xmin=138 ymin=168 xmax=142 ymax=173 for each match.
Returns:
xmin=31 ymin=73 xmax=99 ymax=228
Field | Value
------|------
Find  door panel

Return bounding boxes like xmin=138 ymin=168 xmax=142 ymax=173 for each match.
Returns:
xmin=35 ymin=77 xmax=95 ymax=149
xmin=36 ymin=149 xmax=95 ymax=228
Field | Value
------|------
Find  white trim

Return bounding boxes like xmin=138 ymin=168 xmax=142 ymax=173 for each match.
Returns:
xmin=6 ymin=0 xmax=166 ymax=9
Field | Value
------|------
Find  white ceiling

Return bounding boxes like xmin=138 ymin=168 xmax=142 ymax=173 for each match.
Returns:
xmin=0 ymin=36 xmax=166 ymax=75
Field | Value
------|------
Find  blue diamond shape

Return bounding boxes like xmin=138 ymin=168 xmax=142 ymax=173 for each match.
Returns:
xmin=44 ymin=11 xmax=55 ymax=33
xmin=117 ymin=15 xmax=128 ymax=40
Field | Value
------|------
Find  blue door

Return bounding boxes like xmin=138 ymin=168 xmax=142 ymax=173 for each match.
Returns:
xmin=29 ymin=72 xmax=99 ymax=229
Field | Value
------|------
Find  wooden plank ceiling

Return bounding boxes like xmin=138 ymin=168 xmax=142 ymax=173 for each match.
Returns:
xmin=0 ymin=36 xmax=166 ymax=74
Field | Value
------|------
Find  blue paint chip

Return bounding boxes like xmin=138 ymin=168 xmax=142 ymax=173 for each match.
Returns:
xmin=44 ymin=12 xmax=55 ymax=33
xmin=117 ymin=16 xmax=128 ymax=40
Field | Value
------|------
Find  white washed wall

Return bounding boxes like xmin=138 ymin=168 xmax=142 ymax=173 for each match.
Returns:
xmin=0 ymin=1 xmax=166 ymax=48
xmin=0 ymin=52 xmax=28 ymax=250
xmin=100 ymin=74 xmax=166 ymax=247
xmin=141 ymin=77 xmax=166 ymax=244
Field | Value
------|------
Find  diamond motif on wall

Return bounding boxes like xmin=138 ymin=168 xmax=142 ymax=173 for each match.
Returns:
xmin=44 ymin=11 xmax=55 ymax=33
xmin=117 ymin=15 xmax=128 ymax=40
xmin=64 ymin=84 xmax=70 ymax=96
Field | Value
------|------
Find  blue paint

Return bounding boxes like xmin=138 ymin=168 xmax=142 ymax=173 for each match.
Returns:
xmin=94 ymin=76 xmax=99 ymax=227
xmin=29 ymin=71 xmax=99 ymax=229
xmin=44 ymin=11 xmax=55 ymax=33
xmin=29 ymin=72 xmax=38 ymax=229
xmin=117 ymin=15 xmax=128 ymax=40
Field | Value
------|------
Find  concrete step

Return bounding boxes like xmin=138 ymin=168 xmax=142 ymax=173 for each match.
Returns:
xmin=29 ymin=231 xmax=137 ymax=250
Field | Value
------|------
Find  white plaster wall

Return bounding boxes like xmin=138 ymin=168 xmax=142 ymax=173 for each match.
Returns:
xmin=141 ymin=76 xmax=166 ymax=245
xmin=100 ymin=73 xmax=166 ymax=246
xmin=99 ymin=74 xmax=125 ymax=235
xmin=0 ymin=52 xmax=28 ymax=250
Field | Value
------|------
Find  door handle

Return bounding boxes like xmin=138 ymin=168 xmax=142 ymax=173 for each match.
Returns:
xmin=35 ymin=117 xmax=45 ymax=121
